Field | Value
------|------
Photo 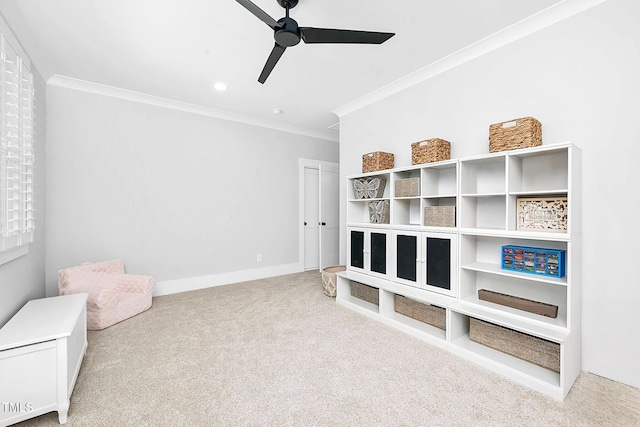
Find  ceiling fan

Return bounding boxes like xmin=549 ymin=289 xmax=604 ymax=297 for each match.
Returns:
xmin=236 ymin=0 xmax=395 ymax=84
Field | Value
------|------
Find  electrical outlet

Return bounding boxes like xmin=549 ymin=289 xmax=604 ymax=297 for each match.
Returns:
xmin=257 ymin=254 xmax=262 ymax=262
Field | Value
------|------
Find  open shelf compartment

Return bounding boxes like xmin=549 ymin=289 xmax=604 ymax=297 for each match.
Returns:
xmin=336 ymin=273 xmax=380 ymax=320
xmin=421 ymin=161 xmax=458 ymax=197
xmin=460 ymin=155 xmax=506 ymax=195
xmin=448 ymin=311 xmax=562 ymax=392
xmin=459 ymin=233 xmax=569 ymax=331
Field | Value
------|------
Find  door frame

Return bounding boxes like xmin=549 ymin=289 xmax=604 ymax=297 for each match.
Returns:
xmin=298 ymin=158 xmax=340 ymax=272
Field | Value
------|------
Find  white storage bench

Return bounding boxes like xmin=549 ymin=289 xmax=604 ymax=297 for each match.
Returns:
xmin=0 ymin=293 xmax=88 ymax=426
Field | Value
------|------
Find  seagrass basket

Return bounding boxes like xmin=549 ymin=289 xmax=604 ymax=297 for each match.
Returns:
xmin=424 ymin=206 xmax=456 ymax=227
xmin=469 ymin=318 xmax=560 ymax=373
xmin=394 ymin=295 xmax=446 ymax=330
xmin=489 ymin=117 xmax=542 ymax=152
xmin=362 ymin=151 xmax=394 ymax=173
xmin=350 ymin=282 xmax=379 ymax=305
xmin=395 ymin=178 xmax=420 ymax=197
xmin=411 ymin=138 xmax=451 ymax=164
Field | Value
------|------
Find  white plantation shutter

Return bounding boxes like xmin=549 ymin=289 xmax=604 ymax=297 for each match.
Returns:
xmin=1 ymin=33 xmax=35 ymax=254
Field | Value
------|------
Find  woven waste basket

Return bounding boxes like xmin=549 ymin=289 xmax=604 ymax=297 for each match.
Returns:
xmin=321 ymin=265 xmax=345 ymax=297
xmin=411 ymin=138 xmax=451 ymax=164
xmin=489 ymin=117 xmax=542 ymax=152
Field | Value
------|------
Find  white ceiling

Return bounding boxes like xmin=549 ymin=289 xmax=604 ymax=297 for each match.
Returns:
xmin=4 ymin=0 xmax=564 ymax=140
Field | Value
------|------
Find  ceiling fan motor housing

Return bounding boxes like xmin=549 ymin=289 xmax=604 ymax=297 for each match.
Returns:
xmin=277 ymin=0 xmax=298 ymax=9
xmin=275 ymin=17 xmax=300 ymax=46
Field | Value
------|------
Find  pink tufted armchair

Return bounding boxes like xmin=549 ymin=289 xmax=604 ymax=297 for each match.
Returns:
xmin=58 ymin=259 xmax=155 ymax=330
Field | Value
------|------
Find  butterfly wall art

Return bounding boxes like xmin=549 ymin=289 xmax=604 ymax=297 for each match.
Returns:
xmin=352 ymin=177 xmax=387 ymax=199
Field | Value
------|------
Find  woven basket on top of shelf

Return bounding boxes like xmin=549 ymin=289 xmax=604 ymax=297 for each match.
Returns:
xmin=362 ymin=151 xmax=394 ymax=173
xmin=411 ymin=138 xmax=451 ymax=165
xmin=489 ymin=117 xmax=542 ymax=152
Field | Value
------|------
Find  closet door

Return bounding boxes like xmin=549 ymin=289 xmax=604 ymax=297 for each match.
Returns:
xmin=303 ymin=167 xmax=320 ymax=269
xmin=301 ymin=160 xmax=339 ymax=271
xmin=319 ymin=162 xmax=340 ymax=269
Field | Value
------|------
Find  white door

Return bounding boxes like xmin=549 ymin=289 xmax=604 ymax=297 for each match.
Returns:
xmin=300 ymin=159 xmax=340 ymax=271
xmin=319 ymin=163 xmax=340 ymax=269
xmin=304 ymin=167 xmax=320 ymax=269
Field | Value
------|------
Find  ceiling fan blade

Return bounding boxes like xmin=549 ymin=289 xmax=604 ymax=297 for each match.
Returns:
xmin=300 ymin=27 xmax=394 ymax=44
xmin=236 ymin=0 xmax=280 ymax=29
xmin=258 ymin=43 xmax=287 ymax=84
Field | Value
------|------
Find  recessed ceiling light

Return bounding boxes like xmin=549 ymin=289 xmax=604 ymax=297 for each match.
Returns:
xmin=272 ymin=108 xmax=283 ymax=115
xmin=213 ymin=82 xmax=227 ymax=92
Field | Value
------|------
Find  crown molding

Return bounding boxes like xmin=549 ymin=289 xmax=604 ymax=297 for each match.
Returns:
xmin=47 ymin=75 xmax=339 ymax=142
xmin=333 ymin=0 xmax=608 ymax=118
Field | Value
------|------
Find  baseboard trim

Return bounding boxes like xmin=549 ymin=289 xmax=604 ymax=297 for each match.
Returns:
xmin=153 ymin=263 xmax=303 ymax=296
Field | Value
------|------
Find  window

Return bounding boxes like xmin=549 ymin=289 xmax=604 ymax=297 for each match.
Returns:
xmin=0 ymin=32 xmax=35 ymax=258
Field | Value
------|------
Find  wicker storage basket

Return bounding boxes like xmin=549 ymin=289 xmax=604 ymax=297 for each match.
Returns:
xmin=395 ymin=177 xmax=420 ymax=197
xmin=350 ymin=282 xmax=379 ymax=305
xmin=362 ymin=151 xmax=394 ymax=173
xmin=469 ymin=318 xmax=560 ymax=373
xmin=489 ymin=117 xmax=542 ymax=153
xmin=411 ymin=139 xmax=451 ymax=165
xmin=424 ymin=206 xmax=455 ymax=227
xmin=321 ymin=265 xmax=345 ymax=297
xmin=394 ymin=295 xmax=445 ymax=330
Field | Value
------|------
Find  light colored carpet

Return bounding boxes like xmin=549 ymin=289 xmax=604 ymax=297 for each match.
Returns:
xmin=17 ymin=271 xmax=640 ymax=426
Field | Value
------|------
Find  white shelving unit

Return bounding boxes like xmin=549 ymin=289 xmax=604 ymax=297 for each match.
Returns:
xmin=338 ymin=143 xmax=581 ymax=400
xmin=346 ymin=170 xmax=391 ymax=224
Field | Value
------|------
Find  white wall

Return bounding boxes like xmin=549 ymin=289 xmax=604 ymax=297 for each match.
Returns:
xmin=0 ymin=30 xmax=46 ymax=327
xmin=45 ymin=84 xmax=338 ymax=295
xmin=339 ymin=0 xmax=639 ymax=388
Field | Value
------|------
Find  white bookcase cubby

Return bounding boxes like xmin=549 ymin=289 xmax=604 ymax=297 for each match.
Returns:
xmin=338 ymin=142 xmax=581 ymax=400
